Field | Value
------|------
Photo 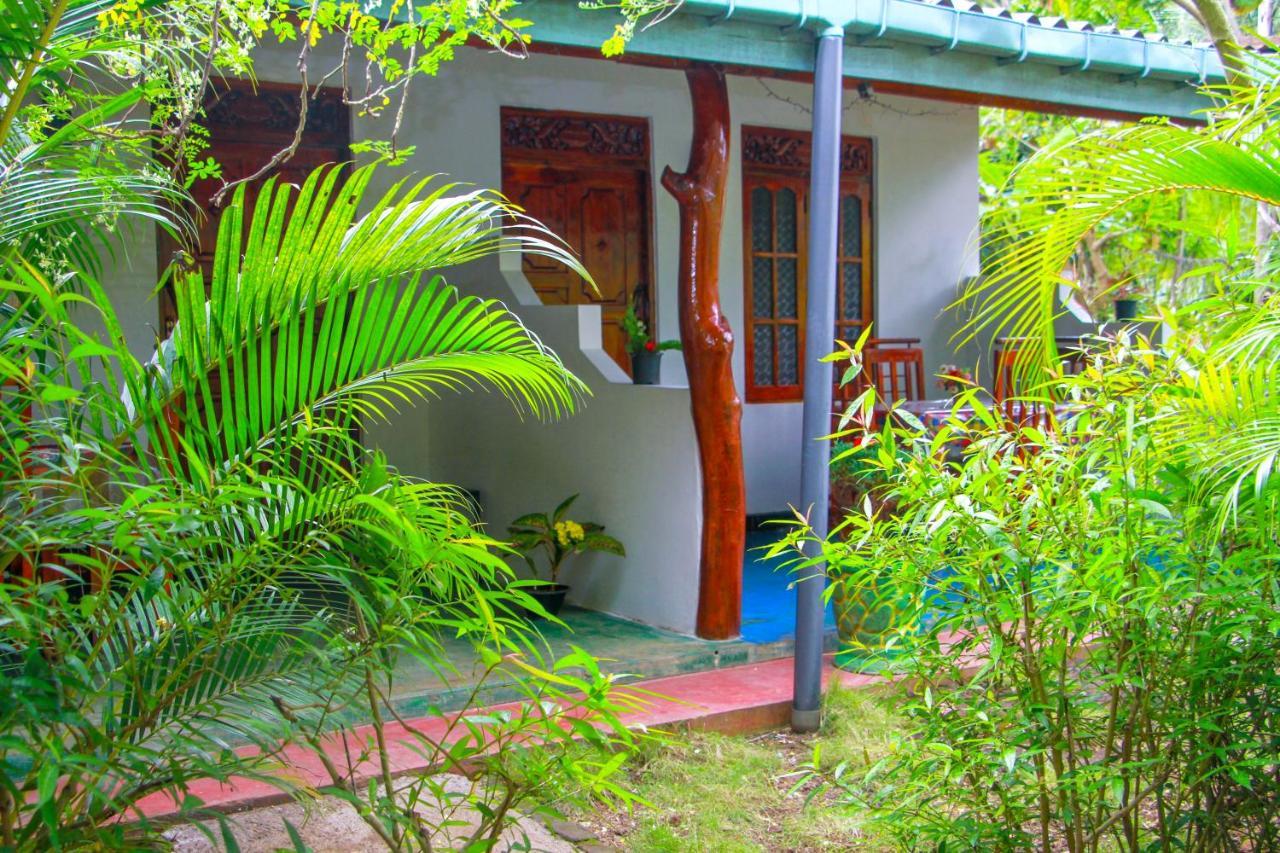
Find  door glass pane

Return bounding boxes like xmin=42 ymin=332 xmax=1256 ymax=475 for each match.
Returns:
xmin=841 ymin=194 xmax=862 ymax=258
xmin=777 ymin=325 xmax=798 ymax=386
xmin=753 ymin=325 xmax=774 ymax=387
xmin=842 ymin=262 xmax=862 ymax=321
xmin=752 ymin=257 xmax=774 ymax=318
xmin=776 ymin=187 xmax=797 ymax=253
xmin=777 ymin=258 xmax=798 ymax=318
xmin=751 ymin=187 xmax=773 ymax=251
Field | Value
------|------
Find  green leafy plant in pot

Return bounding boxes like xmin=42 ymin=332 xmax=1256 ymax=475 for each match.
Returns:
xmin=1109 ymin=279 xmax=1144 ymax=321
xmin=508 ymin=494 xmax=626 ymax=618
xmin=621 ymin=298 xmax=680 ymax=384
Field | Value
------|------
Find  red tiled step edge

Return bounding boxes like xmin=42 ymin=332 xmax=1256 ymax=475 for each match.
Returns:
xmin=135 ymin=654 xmax=887 ymax=822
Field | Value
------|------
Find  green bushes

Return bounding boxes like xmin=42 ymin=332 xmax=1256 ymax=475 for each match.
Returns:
xmin=796 ymin=71 xmax=1280 ymax=852
xmin=800 ymin=332 xmax=1280 ymax=850
xmin=0 ymin=167 xmax=647 ymax=850
xmin=0 ymin=3 xmax=651 ymax=848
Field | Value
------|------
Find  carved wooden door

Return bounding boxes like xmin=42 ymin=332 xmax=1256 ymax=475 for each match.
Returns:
xmin=500 ymin=108 xmax=654 ymax=375
xmin=155 ymin=82 xmax=353 ymax=455
xmin=158 ymin=81 xmax=352 ymax=335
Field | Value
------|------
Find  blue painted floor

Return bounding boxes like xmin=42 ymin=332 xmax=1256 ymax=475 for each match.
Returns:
xmin=740 ymin=527 xmax=836 ymax=644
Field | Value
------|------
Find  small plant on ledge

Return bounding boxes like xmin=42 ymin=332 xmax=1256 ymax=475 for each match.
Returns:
xmin=508 ymin=494 xmax=626 ymax=618
xmin=622 ymin=298 xmax=680 ymax=385
xmin=1108 ymin=279 xmax=1145 ymax=321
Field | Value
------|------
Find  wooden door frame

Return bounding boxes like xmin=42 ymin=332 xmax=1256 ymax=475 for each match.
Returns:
xmin=156 ymin=79 xmax=353 ymax=333
xmin=740 ymin=171 xmax=809 ymax=403
xmin=498 ymin=106 xmax=658 ymax=346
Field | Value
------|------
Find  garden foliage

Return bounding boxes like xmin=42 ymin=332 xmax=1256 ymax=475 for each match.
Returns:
xmin=794 ymin=70 xmax=1280 ymax=852
xmin=1 ymin=0 xmax=643 ymax=848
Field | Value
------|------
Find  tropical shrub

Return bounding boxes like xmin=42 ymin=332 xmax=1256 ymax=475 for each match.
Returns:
xmin=788 ymin=72 xmax=1280 ymax=852
xmin=0 ymin=160 xmax=649 ymax=848
xmin=1 ymin=3 xmax=646 ymax=847
xmin=794 ymin=331 xmax=1280 ymax=850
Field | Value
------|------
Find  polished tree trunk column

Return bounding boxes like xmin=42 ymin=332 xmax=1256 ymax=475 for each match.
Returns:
xmin=661 ymin=65 xmax=745 ymax=641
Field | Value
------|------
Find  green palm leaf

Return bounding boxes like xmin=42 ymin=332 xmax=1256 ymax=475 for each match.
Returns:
xmin=960 ymin=109 xmax=1280 ymax=372
xmin=962 ymin=75 xmax=1280 ymax=521
xmin=136 ymin=164 xmax=590 ymax=477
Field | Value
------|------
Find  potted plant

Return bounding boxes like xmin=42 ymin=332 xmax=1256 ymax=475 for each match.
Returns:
xmin=507 ymin=494 xmax=625 ymax=618
xmin=1110 ymin=281 xmax=1143 ymax=321
xmin=621 ymin=298 xmax=680 ymax=385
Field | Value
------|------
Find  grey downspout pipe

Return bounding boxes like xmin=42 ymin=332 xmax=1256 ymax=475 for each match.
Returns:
xmin=792 ymin=24 xmax=844 ymax=734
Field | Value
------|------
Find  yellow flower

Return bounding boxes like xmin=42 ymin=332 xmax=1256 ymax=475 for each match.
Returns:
xmin=554 ymin=520 xmax=586 ymax=548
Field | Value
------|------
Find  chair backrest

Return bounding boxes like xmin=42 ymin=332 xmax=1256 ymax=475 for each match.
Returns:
xmin=840 ymin=345 xmax=926 ymax=405
xmin=864 ymin=336 xmax=921 ymax=349
xmin=831 ymin=340 xmax=925 ymax=432
xmin=993 ymin=336 xmax=1088 ymax=401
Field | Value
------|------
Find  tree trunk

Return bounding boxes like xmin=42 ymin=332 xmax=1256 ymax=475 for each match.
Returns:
xmin=1193 ymin=0 xmax=1247 ymax=84
xmin=661 ymin=65 xmax=745 ymax=640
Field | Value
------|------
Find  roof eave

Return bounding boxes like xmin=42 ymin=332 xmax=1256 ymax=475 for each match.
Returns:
xmin=362 ymin=0 xmax=1222 ymax=119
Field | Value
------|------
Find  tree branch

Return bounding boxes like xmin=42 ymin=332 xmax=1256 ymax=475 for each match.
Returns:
xmin=1170 ymin=0 xmax=1210 ymax=31
xmin=209 ymin=0 xmax=321 ymax=208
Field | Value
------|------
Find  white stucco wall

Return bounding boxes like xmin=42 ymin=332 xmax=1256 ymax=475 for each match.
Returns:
xmin=96 ymin=44 xmax=978 ymax=635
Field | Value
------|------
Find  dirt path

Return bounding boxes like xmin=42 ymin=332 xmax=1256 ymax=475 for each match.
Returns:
xmin=164 ymin=775 xmax=578 ymax=852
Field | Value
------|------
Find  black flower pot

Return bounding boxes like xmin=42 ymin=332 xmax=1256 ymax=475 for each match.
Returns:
xmin=631 ymin=350 xmax=661 ymax=385
xmin=525 ymin=583 xmax=570 ymax=619
xmin=1114 ymin=298 xmax=1139 ymax=321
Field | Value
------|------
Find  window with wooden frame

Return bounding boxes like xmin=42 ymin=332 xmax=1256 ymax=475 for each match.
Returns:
xmin=741 ymin=126 xmax=873 ymax=403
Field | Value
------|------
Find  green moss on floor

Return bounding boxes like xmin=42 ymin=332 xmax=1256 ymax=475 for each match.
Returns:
xmin=551 ymin=683 xmax=902 ymax=851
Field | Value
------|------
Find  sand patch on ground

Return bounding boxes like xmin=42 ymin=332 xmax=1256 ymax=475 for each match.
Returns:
xmin=165 ymin=774 xmax=577 ymax=852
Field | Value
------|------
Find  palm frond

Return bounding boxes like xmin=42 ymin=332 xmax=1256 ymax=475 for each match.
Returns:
xmin=139 ymin=165 xmax=590 ymax=477
xmin=959 ymin=119 xmax=1280 ymax=371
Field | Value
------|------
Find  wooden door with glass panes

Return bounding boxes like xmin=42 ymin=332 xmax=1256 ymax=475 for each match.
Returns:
xmin=741 ymin=126 xmax=873 ymax=403
xmin=500 ymin=107 xmax=654 ymax=375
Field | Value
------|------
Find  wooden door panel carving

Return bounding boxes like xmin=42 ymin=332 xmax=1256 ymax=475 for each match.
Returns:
xmin=501 ymin=107 xmax=654 ymax=375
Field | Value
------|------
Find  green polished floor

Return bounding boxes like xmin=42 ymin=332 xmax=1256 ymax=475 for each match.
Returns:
xmin=388 ymin=606 xmax=828 ymax=715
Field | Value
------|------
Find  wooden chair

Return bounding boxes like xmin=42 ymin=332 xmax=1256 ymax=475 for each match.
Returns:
xmin=992 ymin=336 xmax=1087 ymax=430
xmin=864 ymin=337 xmax=921 ymax=349
xmin=993 ymin=336 xmax=1088 ymax=397
xmin=863 ymin=345 xmax=926 ymax=403
xmin=833 ymin=342 xmax=926 ymax=420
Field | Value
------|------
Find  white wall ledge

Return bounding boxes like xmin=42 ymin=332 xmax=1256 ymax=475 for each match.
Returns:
xmin=500 ymin=249 xmax=691 ymax=389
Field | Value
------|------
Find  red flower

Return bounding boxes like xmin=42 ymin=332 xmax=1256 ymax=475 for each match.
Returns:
xmin=644 ymin=340 xmax=657 ymax=352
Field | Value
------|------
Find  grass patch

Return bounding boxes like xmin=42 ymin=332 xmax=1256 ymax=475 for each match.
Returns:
xmin=563 ymin=682 xmax=903 ymax=851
